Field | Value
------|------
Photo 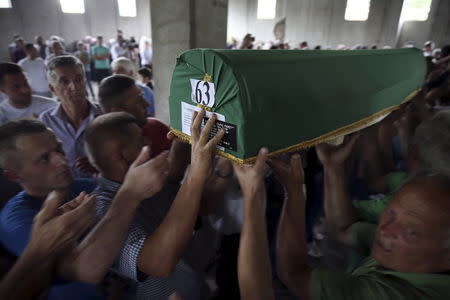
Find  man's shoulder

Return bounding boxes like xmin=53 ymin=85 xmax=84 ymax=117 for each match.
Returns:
xmin=310 ymin=260 xmax=440 ymax=300
xmin=17 ymin=58 xmax=28 ymax=65
xmin=0 ymin=192 xmax=38 ymax=227
xmin=70 ymin=178 xmax=97 ymax=196
xmin=38 ymin=102 xmax=58 ymax=121
xmin=137 ymin=83 xmax=151 ymax=92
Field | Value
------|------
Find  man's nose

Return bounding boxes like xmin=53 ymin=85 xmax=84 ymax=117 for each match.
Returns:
xmin=379 ymin=220 xmax=401 ymax=239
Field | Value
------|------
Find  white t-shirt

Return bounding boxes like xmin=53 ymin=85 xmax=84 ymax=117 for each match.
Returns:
xmin=0 ymin=95 xmax=57 ymax=125
xmin=18 ymin=57 xmax=50 ymax=94
xmin=140 ymin=48 xmax=153 ymax=66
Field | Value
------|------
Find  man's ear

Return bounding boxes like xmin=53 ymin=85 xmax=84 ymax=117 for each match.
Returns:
xmin=3 ymin=169 xmax=20 ymax=183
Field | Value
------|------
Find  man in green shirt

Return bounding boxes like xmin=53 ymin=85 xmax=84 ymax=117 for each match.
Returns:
xmin=235 ymin=149 xmax=450 ymax=300
xmin=91 ymin=36 xmax=110 ymax=82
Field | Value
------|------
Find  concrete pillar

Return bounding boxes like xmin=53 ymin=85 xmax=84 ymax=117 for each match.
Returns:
xmin=151 ymin=0 xmax=228 ymax=124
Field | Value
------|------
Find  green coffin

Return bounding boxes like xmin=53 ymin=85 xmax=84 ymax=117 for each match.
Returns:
xmin=169 ymin=48 xmax=425 ymax=164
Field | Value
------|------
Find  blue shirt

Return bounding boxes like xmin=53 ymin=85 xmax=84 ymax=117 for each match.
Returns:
xmin=137 ymin=83 xmax=155 ymax=116
xmin=39 ymin=101 xmax=102 ymax=178
xmin=0 ymin=179 xmax=102 ymax=300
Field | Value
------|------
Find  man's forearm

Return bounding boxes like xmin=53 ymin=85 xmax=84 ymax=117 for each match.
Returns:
xmin=167 ymin=141 xmax=190 ymax=184
xmin=137 ymin=172 xmax=205 ymax=277
xmin=323 ymin=166 xmax=357 ymax=242
xmin=239 ymin=187 xmax=274 ymax=300
xmin=0 ymin=246 xmax=55 ymax=299
xmin=276 ymin=184 xmax=312 ymax=299
xmin=59 ymin=188 xmax=141 ymax=284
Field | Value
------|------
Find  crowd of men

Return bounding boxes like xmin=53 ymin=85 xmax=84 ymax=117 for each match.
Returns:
xmin=4 ymin=31 xmax=154 ymax=107
xmin=0 ymin=31 xmax=449 ymax=300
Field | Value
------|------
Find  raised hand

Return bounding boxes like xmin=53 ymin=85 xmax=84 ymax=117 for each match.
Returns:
xmin=232 ymin=147 xmax=269 ymax=199
xmin=29 ymin=190 xmax=95 ymax=257
xmin=267 ymin=153 xmax=304 ymax=191
xmin=189 ymin=110 xmax=225 ymax=181
xmin=121 ymin=146 xmax=170 ymax=201
xmin=316 ymin=133 xmax=360 ymax=167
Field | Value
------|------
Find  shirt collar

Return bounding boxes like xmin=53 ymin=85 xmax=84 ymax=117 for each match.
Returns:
xmin=96 ymin=175 xmax=122 ymax=194
xmin=50 ymin=100 xmax=101 ymax=119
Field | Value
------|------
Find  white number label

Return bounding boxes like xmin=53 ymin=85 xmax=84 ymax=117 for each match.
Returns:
xmin=190 ymin=79 xmax=216 ymax=108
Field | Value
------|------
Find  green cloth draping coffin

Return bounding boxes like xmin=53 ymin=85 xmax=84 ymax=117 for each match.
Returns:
xmin=169 ymin=48 xmax=425 ymax=163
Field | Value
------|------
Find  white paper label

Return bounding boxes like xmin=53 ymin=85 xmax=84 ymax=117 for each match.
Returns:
xmin=190 ymin=79 xmax=216 ymax=108
xmin=181 ymin=102 xmax=225 ymax=150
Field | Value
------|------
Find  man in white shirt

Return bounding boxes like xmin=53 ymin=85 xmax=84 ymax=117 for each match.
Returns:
xmin=111 ymin=35 xmax=130 ymax=61
xmin=18 ymin=44 xmax=51 ymax=97
xmin=0 ymin=63 xmax=56 ymax=125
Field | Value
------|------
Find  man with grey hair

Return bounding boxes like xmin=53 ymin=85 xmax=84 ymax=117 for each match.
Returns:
xmin=237 ymin=149 xmax=450 ymax=299
xmin=111 ymin=57 xmax=155 ymax=117
xmin=39 ymin=55 xmax=101 ymax=178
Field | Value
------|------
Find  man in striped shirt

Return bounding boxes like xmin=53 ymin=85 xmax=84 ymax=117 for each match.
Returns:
xmin=84 ymin=111 xmax=224 ymax=299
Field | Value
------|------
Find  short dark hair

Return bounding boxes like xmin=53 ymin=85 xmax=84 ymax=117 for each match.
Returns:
xmin=0 ymin=119 xmax=48 ymax=169
xmin=24 ymin=43 xmax=35 ymax=51
xmin=138 ymin=67 xmax=152 ymax=80
xmin=0 ymin=63 xmax=23 ymax=86
xmin=98 ymin=75 xmax=136 ymax=113
xmin=84 ymin=112 xmax=139 ymax=173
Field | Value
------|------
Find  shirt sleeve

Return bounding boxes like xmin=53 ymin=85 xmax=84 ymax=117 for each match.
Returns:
xmin=0 ymin=202 xmax=35 ymax=256
xmin=111 ymin=223 xmax=147 ymax=282
xmin=94 ymin=193 xmax=147 ymax=282
xmin=352 ymin=196 xmax=392 ymax=224
xmin=309 ymin=267 xmax=419 ymax=300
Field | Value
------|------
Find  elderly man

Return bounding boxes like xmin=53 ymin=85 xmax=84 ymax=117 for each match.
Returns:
xmin=39 ymin=55 xmax=100 ymax=178
xmin=111 ymin=57 xmax=155 ymax=117
xmin=234 ymin=148 xmax=450 ymax=299
xmin=0 ymin=63 xmax=55 ymax=125
xmin=84 ymin=111 xmax=224 ymax=299
xmin=0 ymin=119 xmax=172 ymax=299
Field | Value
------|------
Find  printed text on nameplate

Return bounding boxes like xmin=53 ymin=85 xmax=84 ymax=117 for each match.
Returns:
xmin=181 ymin=102 xmax=236 ymax=151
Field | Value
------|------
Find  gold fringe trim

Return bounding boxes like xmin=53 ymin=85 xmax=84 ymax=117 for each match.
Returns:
xmin=196 ymin=104 xmax=212 ymax=111
xmin=203 ymin=73 xmax=212 ymax=82
xmin=171 ymin=89 xmax=420 ymax=165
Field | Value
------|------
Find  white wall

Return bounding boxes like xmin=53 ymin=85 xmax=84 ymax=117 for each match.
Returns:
xmin=228 ymin=0 xmax=449 ymax=49
xmin=0 ymin=0 xmax=151 ymax=60
xmin=397 ymin=0 xmax=450 ymax=47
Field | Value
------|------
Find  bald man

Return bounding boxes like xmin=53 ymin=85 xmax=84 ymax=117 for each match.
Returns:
xmin=84 ymin=111 xmax=224 ymax=299
xmin=236 ymin=150 xmax=450 ymax=299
